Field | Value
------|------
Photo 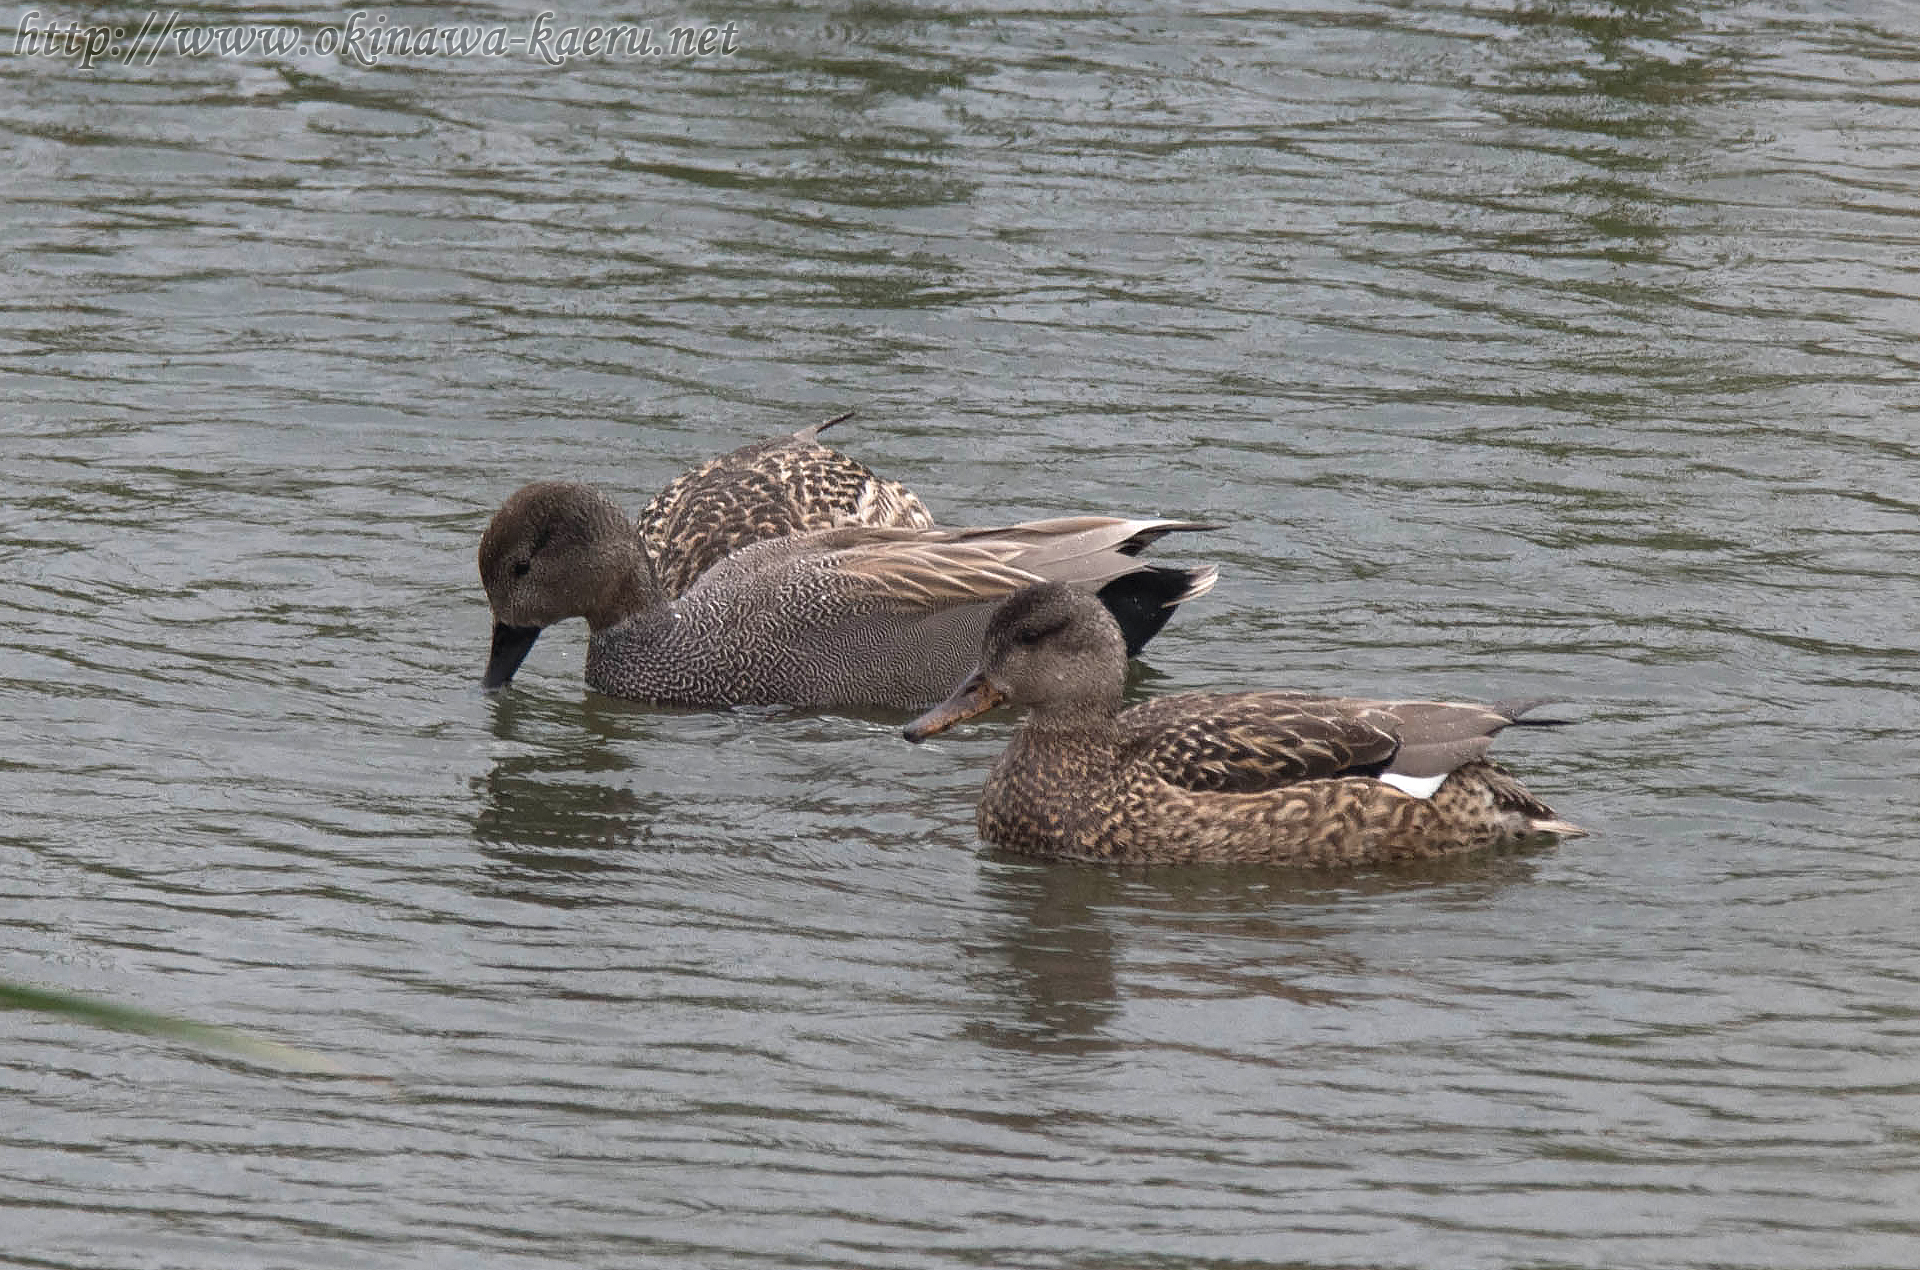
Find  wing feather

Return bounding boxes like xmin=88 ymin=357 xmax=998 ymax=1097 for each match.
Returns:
xmin=720 ymin=515 xmax=1216 ymax=616
xmin=1124 ymin=693 xmax=1403 ymax=792
xmin=812 ymin=539 xmax=1044 ymax=610
xmin=1124 ymin=692 xmax=1534 ymax=792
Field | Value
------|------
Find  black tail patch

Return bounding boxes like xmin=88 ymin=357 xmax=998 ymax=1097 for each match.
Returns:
xmin=1491 ymin=696 xmax=1577 ymax=728
xmin=1096 ymin=566 xmax=1206 ymax=657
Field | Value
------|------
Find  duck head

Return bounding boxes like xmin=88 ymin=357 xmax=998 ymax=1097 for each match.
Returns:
xmin=903 ymin=582 xmax=1129 ymax=741
xmin=477 ymin=481 xmax=656 ymax=690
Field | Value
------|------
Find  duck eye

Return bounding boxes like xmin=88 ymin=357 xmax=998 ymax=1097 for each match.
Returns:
xmin=1016 ymin=619 xmax=1066 ymax=647
xmin=512 ymin=558 xmax=532 ymax=578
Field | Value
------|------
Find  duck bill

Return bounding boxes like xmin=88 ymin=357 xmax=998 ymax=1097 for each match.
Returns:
xmin=482 ymin=623 xmax=542 ymax=690
xmin=903 ymin=671 xmax=1007 ymax=742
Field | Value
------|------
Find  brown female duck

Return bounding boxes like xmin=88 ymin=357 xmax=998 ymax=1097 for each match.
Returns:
xmin=903 ymin=583 xmax=1584 ymax=865
xmin=479 ymin=484 xmax=1216 ymax=709
xmin=637 ymin=411 xmax=931 ymax=598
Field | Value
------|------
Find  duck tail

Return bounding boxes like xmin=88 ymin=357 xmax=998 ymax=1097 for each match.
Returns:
xmin=1469 ymin=761 xmax=1587 ymax=840
xmin=1491 ymin=696 xmax=1577 ymax=728
xmin=797 ymin=409 xmax=858 ymax=442
xmin=1096 ymin=564 xmax=1218 ymax=657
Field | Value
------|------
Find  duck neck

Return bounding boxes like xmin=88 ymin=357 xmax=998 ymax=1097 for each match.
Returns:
xmin=995 ymin=700 xmax=1130 ymax=811
xmin=1020 ymin=697 xmax=1125 ymax=748
xmin=583 ymin=542 xmax=666 ymax=633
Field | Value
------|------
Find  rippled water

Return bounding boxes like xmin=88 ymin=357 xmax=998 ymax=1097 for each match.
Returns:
xmin=4 ymin=1 xmax=1918 ymax=1266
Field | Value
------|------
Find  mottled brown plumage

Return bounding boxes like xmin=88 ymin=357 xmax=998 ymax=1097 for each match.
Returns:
xmin=478 ymin=484 xmax=1217 ymax=708
xmin=903 ymin=583 xmax=1584 ymax=865
xmin=636 ymin=412 xmax=932 ymax=597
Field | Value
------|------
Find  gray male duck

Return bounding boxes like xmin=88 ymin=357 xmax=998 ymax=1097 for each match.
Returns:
xmin=480 ymin=488 xmax=1215 ymax=709
xmin=905 ymin=583 xmax=1584 ymax=866
xmin=478 ymin=416 xmax=1217 ymax=707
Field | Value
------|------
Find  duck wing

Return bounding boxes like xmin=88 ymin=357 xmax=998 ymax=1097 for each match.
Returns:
xmin=727 ymin=516 xmax=1216 ymax=616
xmin=813 ymin=538 xmax=1045 ymax=609
xmin=1123 ymin=692 xmax=1406 ymax=792
xmin=938 ymin=518 xmax=1220 ymax=652
xmin=638 ymin=412 xmax=932 ymax=596
xmin=1123 ymin=693 xmax=1543 ymax=794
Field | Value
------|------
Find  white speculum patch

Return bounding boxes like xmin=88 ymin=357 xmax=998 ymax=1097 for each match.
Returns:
xmin=1377 ymin=771 xmax=1447 ymax=799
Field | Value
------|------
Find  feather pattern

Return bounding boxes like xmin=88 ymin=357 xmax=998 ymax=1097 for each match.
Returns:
xmin=635 ymin=412 xmax=933 ymax=597
xmin=1122 ymin=692 xmax=1531 ymax=791
xmin=800 ymin=517 xmax=1219 ymax=612
xmin=1122 ymin=692 xmax=1402 ymax=791
xmin=825 ymin=542 xmax=1043 ymax=609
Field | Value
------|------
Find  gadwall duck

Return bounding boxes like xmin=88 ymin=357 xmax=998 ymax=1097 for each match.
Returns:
xmin=638 ymin=412 xmax=931 ymax=597
xmin=903 ymin=583 xmax=1584 ymax=865
xmin=478 ymin=483 xmax=1217 ymax=708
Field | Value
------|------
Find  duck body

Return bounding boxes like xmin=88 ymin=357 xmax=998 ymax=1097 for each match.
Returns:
xmin=973 ymin=695 xmax=1576 ymax=865
xmin=480 ymin=484 xmax=1216 ymax=709
xmin=636 ymin=412 xmax=931 ymax=597
xmin=904 ymin=584 xmax=1582 ymax=866
xmin=578 ymin=530 xmax=1012 ymax=708
xmin=583 ymin=567 xmax=987 ymax=708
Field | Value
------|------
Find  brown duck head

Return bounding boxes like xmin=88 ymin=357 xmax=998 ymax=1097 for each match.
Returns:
xmin=477 ymin=481 xmax=659 ymax=690
xmin=903 ymin=582 xmax=1128 ymax=741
